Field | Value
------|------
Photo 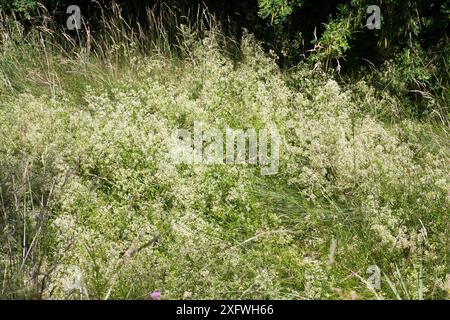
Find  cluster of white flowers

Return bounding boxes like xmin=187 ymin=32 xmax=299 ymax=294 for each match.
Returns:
xmin=0 ymin=31 xmax=448 ymax=300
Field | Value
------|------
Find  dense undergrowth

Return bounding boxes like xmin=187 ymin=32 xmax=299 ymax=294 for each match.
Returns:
xmin=0 ymin=5 xmax=449 ymax=300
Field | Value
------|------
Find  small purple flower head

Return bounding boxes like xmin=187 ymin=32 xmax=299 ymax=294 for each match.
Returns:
xmin=150 ymin=290 xmax=161 ymax=300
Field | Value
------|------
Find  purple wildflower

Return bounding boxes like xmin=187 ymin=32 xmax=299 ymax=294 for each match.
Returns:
xmin=150 ymin=290 xmax=161 ymax=300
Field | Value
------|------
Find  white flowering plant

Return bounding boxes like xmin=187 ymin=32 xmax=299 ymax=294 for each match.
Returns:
xmin=0 ymin=15 xmax=448 ymax=300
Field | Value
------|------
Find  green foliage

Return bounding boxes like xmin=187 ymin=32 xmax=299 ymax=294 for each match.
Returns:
xmin=257 ymin=0 xmax=303 ymax=25
xmin=0 ymin=0 xmax=38 ymax=18
xmin=309 ymin=18 xmax=352 ymax=70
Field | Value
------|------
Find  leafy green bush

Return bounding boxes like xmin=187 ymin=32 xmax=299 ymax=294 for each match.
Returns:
xmin=0 ymin=0 xmax=38 ymax=19
xmin=257 ymin=0 xmax=303 ymax=25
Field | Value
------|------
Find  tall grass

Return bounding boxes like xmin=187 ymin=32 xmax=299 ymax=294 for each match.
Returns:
xmin=0 ymin=1 xmax=226 ymax=100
